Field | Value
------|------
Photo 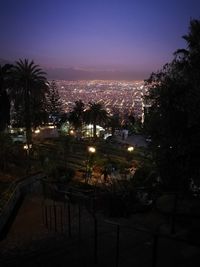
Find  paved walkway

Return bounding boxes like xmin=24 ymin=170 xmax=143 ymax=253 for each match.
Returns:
xmin=1 ymin=191 xmax=200 ymax=267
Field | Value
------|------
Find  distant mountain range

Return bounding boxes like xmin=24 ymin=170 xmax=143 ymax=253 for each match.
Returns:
xmin=0 ymin=58 xmax=11 ymax=65
xmin=45 ymin=67 xmax=147 ymax=80
xmin=0 ymin=58 xmax=148 ymax=80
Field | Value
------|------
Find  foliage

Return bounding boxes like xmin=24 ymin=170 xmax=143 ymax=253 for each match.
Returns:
xmin=84 ymin=102 xmax=109 ymax=138
xmin=46 ymin=80 xmax=63 ymax=118
xmin=12 ymin=59 xmax=48 ymax=144
xmin=132 ymin=119 xmax=143 ymax=134
xmin=0 ymin=64 xmax=13 ymax=131
xmin=144 ymin=19 xmax=200 ymax=191
xmin=47 ymin=165 xmax=75 ymax=183
xmin=68 ymin=100 xmax=85 ymax=137
xmin=107 ymin=113 xmax=121 ymax=136
xmin=0 ymin=132 xmax=13 ymax=171
xmin=131 ymin=163 xmax=157 ymax=187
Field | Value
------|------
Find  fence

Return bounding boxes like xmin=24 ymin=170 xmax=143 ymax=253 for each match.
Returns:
xmin=42 ymin=189 xmax=200 ymax=267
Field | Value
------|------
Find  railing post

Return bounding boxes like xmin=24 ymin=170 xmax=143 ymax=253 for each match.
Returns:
xmin=44 ymin=206 xmax=48 ymax=227
xmin=78 ymin=203 xmax=81 ymax=242
xmin=152 ymin=232 xmax=159 ymax=267
xmin=49 ymin=206 xmax=52 ymax=230
xmin=60 ymin=205 xmax=63 ymax=233
xmin=54 ymin=205 xmax=57 ymax=232
xmin=116 ymin=224 xmax=120 ymax=267
xmin=170 ymin=193 xmax=178 ymax=235
xmin=94 ymin=216 xmax=98 ymax=264
xmin=68 ymin=201 xmax=72 ymax=237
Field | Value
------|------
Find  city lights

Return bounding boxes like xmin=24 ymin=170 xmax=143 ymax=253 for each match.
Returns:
xmin=56 ymin=80 xmax=147 ymax=120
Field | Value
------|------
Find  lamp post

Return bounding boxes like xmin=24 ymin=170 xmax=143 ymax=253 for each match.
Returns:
xmin=88 ymin=146 xmax=96 ymax=154
xmin=23 ymin=143 xmax=32 ymax=155
xmin=127 ymin=146 xmax=134 ymax=161
xmin=24 ymin=143 xmax=32 ymax=173
xmin=85 ymin=146 xmax=96 ymax=183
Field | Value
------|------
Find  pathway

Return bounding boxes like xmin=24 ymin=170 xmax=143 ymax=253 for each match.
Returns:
xmin=0 ymin=191 xmax=200 ymax=267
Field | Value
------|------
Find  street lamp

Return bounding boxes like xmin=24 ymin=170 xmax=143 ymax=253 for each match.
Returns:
xmin=23 ymin=143 xmax=32 ymax=155
xmin=23 ymin=143 xmax=32 ymax=174
xmin=85 ymin=146 xmax=96 ymax=183
xmin=88 ymin=146 xmax=96 ymax=153
xmin=126 ymin=146 xmax=134 ymax=161
xmin=69 ymin=129 xmax=75 ymax=135
xmin=127 ymin=146 xmax=134 ymax=152
xmin=34 ymin=129 xmax=40 ymax=134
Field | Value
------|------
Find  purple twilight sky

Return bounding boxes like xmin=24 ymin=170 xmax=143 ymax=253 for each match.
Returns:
xmin=1 ymin=0 xmax=200 ymax=79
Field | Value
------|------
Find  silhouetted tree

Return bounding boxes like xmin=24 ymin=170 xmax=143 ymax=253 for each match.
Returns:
xmin=0 ymin=64 xmax=12 ymax=131
xmin=145 ymin=19 xmax=200 ymax=191
xmin=68 ymin=100 xmax=85 ymax=136
xmin=84 ymin=102 xmax=108 ymax=138
xmin=0 ymin=132 xmax=13 ymax=171
xmin=108 ymin=113 xmax=121 ymax=136
xmin=47 ymin=80 xmax=63 ymax=117
xmin=12 ymin=59 xmax=48 ymax=145
xmin=128 ymin=114 xmax=135 ymax=126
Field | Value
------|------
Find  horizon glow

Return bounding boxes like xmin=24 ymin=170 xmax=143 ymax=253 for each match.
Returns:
xmin=1 ymin=0 xmax=200 ymax=79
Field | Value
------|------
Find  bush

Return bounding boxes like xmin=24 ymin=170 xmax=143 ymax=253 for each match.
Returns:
xmin=47 ymin=164 xmax=75 ymax=184
xmin=131 ymin=163 xmax=157 ymax=187
xmin=0 ymin=133 xmax=14 ymax=171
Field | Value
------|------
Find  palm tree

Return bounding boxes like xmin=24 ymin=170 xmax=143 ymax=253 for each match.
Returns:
xmin=0 ymin=64 xmax=13 ymax=131
xmin=108 ymin=113 xmax=121 ymax=137
xmin=84 ymin=102 xmax=108 ymax=138
xmin=12 ymin=59 xmax=47 ymax=146
xmin=68 ymin=100 xmax=85 ymax=135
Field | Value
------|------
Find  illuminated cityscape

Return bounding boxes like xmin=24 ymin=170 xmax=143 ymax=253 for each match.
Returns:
xmin=56 ymin=80 xmax=148 ymax=119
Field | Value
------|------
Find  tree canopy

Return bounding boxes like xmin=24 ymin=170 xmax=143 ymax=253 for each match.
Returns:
xmin=68 ymin=100 xmax=85 ymax=133
xmin=84 ymin=102 xmax=109 ymax=138
xmin=145 ymin=19 xmax=200 ymax=191
xmin=0 ymin=64 xmax=12 ymax=131
xmin=12 ymin=59 xmax=48 ymax=143
xmin=46 ymin=80 xmax=63 ymax=116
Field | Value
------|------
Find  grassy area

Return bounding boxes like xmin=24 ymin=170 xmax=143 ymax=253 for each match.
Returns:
xmin=0 ymin=135 xmax=155 ymax=200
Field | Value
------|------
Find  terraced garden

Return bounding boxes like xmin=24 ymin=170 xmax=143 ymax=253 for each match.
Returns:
xmin=0 ymin=134 xmax=156 ymax=219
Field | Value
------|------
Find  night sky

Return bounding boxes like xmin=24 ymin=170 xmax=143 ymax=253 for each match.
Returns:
xmin=1 ymin=0 xmax=200 ymax=79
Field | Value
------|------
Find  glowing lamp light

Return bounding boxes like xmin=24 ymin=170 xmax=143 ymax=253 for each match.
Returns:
xmin=23 ymin=144 xmax=32 ymax=150
xmin=88 ymin=146 xmax=96 ymax=153
xmin=70 ymin=130 xmax=74 ymax=135
xmin=23 ymin=144 xmax=28 ymax=150
xmin=34 ymin=129 xmax=40 ymax=134
xmin=127 ymin=146 xmax=134 ymax=152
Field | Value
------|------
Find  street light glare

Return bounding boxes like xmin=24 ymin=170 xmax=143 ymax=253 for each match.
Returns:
xmin=34 ymin=129 xmax=40 ymax=134
xmin=23 ymin=144 xmax=32 ymax=150
xmin=127 ymin=146 xmax=134 ymax=152
xmin=88 ymin=146 xmax=96 ymax=153
xmin=23 ymin=144 xmax=28 ymax=150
